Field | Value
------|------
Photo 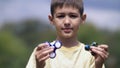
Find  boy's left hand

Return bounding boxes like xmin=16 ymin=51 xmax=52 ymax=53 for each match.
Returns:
xmin=90 ymin=45 xmax=109 ymax=68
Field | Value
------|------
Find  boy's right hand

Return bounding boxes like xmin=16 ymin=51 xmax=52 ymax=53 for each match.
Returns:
xmin=35 ymin=43 xmax=54 ymax=68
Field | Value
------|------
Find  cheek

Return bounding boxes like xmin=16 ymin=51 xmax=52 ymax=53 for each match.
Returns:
xmin=54 ymin=21 xmax=62 ymax=30
xmin=74 ymin=25 xmax=80 ymax=32
xmin=74 ymin=22 xmax=81 ymax=29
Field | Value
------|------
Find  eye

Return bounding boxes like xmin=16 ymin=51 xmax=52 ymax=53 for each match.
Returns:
xmin=56 ymin=14 xmax=65 ymax=19
xmin=69 ymin=14 xmax=78 ymax=18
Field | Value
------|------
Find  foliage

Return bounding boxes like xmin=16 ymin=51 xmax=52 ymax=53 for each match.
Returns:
xmin=0 ymin=31 xmax=28 ymax=68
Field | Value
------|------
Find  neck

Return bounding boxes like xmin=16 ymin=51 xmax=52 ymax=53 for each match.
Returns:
xmin=56 ymin=36 xmax=79 ymax=48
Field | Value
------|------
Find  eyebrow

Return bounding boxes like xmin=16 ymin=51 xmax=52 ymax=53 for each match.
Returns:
xmin=56 ymin=12 xmax=79 ymax=14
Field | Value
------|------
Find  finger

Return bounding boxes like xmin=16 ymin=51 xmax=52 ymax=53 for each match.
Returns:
xmin=91 ymin=46 xmax=107 ymax=55
xmin=98 ymin=45 xmax=109 ymax=51
xmin=36 ymin=47 xmax=54 ymax=60
xmin=91 ymin=47 xmax=108 ymax=61
xmin=39 ymin=54 xmax=50 ymax=62
xmin=36 ymin=43 xmax=49 ymax=51
xmin=35 ymin=45 xmax=53 ymax=58
xmin=40 ymin=47 xmax=54 ymax=55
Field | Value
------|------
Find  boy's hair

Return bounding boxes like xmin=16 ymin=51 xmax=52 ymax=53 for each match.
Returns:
xmin=50 ymin=0 xmax=84 ymax=16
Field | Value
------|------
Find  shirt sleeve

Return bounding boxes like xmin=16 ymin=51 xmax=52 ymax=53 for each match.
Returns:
xmin=26 ymin=48 xmax=37 ymax=68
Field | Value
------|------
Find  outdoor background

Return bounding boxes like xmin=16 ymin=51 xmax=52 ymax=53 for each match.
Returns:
xmin=0 ymin=0 xmax=120 ymax=68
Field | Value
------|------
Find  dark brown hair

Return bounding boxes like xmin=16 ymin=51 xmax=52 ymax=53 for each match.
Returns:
xmin=50 ymin=0 xmax=84 ymax=16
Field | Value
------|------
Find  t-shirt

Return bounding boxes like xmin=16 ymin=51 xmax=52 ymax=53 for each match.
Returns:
xmin=26 ymin=42 xmax=105 ymax=68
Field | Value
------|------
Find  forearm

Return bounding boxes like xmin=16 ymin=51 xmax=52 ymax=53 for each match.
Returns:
xmin=36 ymin=61 xmax=45 ymax=68
xmin=95 ymin=63 xmax=104 ymax=68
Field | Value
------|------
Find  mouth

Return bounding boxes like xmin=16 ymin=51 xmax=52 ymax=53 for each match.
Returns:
xmin=61 ymin=27 xmax=73 ymax=33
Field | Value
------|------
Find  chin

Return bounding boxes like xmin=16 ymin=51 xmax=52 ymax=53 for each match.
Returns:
xmin=62 ymin=33 xmax=73 ymax=39
xmin=57 ymin=31 xmax=75 ymax=39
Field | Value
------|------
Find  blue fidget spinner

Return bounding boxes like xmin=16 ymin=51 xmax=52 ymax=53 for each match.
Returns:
xmin=85 ymin=42 xmax=98 ymax=51
xmin=46 ymin=40 xmax=62 ymax=59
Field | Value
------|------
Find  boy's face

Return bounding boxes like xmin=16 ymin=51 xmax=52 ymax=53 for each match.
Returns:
xmin=49 ymin=6 xmax=86 ymax=39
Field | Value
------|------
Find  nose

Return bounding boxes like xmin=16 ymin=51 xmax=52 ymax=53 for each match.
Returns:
xmin=64 ymin=16 xmax=70 ymax=27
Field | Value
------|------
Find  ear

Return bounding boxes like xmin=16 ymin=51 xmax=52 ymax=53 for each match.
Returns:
xmin=48 ymin=14 xmax=54 ymax=25
xmin=81 ymin=14 xmax=87 ymax=24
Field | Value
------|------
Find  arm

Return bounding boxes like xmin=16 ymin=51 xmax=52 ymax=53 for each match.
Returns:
xmin=90 ymin=45 xmax=109 ymax=68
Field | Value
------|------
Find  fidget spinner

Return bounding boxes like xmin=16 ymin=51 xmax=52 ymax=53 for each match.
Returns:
xmin=85 ymin=42 xmax=98 ymax=51
xmin=46 ymin=40 xmax=62 ymax=59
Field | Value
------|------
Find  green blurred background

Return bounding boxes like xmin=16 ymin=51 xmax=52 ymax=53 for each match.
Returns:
xmin=0 ymin=0 xmax=120 ymax=68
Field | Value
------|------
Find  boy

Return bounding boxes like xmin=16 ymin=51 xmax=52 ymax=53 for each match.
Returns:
xmin=26 ymin=0 xmax=109 ymax=68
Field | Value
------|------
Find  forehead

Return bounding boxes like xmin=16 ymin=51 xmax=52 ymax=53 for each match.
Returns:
xmin=54 ymin=5 xmax=79 ymax=14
